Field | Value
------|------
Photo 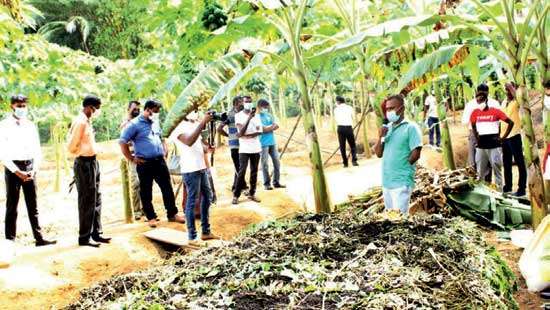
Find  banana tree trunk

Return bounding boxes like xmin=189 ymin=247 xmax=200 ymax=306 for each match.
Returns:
xmin=435 ymin=83 xmax=455 ymax=170
xmin=359 ymin=79 xmax=372 ymax=158
xmin=518 ymin=85 xmax=547 ymax=228
xmin=292 ymin=61 xmax=332 ymax=213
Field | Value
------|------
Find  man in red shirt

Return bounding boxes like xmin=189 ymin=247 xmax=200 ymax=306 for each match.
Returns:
xmin=470 ymin=91 xmax=514 ymax=191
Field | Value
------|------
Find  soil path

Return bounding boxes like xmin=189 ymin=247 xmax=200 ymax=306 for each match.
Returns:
xmin=0 ymin=158 xmax=381 ymax=310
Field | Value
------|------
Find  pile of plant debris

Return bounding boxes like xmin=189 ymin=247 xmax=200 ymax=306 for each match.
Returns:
xmin=69 ymin=209 xmax=517 ymax=309
xmin=341 ymin=166 xmax=476 ymax=215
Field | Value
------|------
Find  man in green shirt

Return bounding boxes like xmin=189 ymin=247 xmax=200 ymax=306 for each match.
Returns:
xmin=374 ymin=95 xmax=422 ymax=214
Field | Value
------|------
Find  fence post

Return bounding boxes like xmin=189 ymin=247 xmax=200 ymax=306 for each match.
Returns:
xmin=120 ymin=159 xmax=133 ymax=223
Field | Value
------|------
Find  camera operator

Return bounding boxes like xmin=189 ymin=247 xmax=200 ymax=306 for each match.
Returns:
xmin=232 ymin=97 xmax=264 ymax=205
xmin=217 ymin=96 xmax=248 ymax=193
xmin=172 ymin=111 xmax=220 ymax=245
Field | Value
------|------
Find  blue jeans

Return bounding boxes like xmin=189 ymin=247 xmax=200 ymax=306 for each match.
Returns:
xmin=261 ymin=145 xmax=281 ymax=186
xmin=182 ymin=169 xmax=211 ymax=240
xmin=382 ymin=186 xmax=413 ymax=214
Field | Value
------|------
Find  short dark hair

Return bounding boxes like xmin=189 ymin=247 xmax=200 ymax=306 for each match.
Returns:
xmin=144 ymin=99 xmax=162 ymax=110
xmin=258 ymin=99 xmax=270 ymax=107
xmin=128 ymin=100 xmax=141 ymax=109
xmin=544 ymin=80 xmax=550 ymax=89
xmin=82 ymin=95 xmax=101 ymax=108
xmin=242 ymin=95 xmax=252 ymax=101
xmin=386 ymin=94 xmax=405 ymax=106
xmin=232 ymin=96 xmax=242 ymax=106
xmin=477 ymin=83 xmax=489 ymax=93
xmin=11 ymin=94 xmax=28 ymax=104
xmin=336 ymin=96 xmax=345 ymax=103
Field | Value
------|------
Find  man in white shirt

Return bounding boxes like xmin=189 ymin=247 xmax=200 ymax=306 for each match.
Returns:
xmin=461 ymin=84 xmax=501 ymax=169
xmin=0 ymin=95 xmax=56 ymax=247
xmin=334 ymin=96 xmax=358 ymax=167
xmin=233 ymin=97 xmax=265 ymax=204
xmin=424 ymin=90 xmax=441 ymax=147
xmin=172 ymin=112 xmax=220 ymax=245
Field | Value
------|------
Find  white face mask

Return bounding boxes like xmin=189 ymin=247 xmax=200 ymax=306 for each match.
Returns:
xmin=92 ymin=108 xmax=101 ymax=118
xmin=14 ymin=107 xmax=28 ymax=119
xmin=243 ymin=102 xmax=253 ymax=111
xmin=152 ymin=112 xmax=160 ymax=122
xmin=544 ymin=94 xmax=550 ymax=110
xmin=187 ymin=111 xmax=199 ymax=121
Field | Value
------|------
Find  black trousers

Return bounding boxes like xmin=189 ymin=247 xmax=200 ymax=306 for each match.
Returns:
xmin=230 ymin=148 xmax=247 ymax=191
xmin=4 ymin=160 xmax=44 ymax=242
xmin=74 ymin=156 xmax=102 ymax=243
xmin=136 ymin=157 xmax=178 ymax=220
xmin=503 ymin=134 xmax=527 ymax=194
xmin=234 ymin=153 xmax=260 ymax=198
xmin=337 ymin=125 xmax=357 ymax=165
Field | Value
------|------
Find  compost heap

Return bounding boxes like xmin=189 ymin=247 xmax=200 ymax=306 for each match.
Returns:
xmin=69 ymin=211 xmax=517 ymax=309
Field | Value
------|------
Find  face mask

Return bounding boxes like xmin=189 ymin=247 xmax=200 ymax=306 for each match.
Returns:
xmin=152 ymin=112 xmax=160 ymax=122
xmin=130 ymin=109 xmax=140 ymax=118
xmin=386 ymin=110 xmax=400 ymax=123
xmin=187 ymin=111 xmax=199 ymax=121
xmin=92 ymin=108 xmax=101 ymax=118
xmin=14 ymin=107 xmax=28 ymax=119
xmin=544 ymin=95 xmax=550 ymax=110
xmin=243 ymin=102 xmax=253 ymax=111
xmin=261 ymin=108 xmax=269 ymax=113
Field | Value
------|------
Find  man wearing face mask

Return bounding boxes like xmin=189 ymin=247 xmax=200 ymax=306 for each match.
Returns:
xmin=0 ymin=95 xmax=56 ymax=247
xmin=233 ymin=96 xmax=264 ymax=204
xmin=462 ymin=84 xmax=501 ymax=172
xmin=120 ymin=99 xmax=184 ymax=228
xmin=258 ymin=99 xmax=285 ymax=190
xmin=334 ymin=96 xmax=358 ymax=167
xmin=374 ymin=95 xmax=422 ymax=215
xmin=217 ymin=96 xmax=248 ymax=192
xmin=120 ymin=100 xmax=143 ymax=220
xmin=68 ymin=95 xmax=111 ymax=247
xmin=470 ymin=90 xmax=514 ymax=191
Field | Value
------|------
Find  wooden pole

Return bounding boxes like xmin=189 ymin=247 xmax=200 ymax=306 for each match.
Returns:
xmin=120 ymin=159 xmax=133 ymax=224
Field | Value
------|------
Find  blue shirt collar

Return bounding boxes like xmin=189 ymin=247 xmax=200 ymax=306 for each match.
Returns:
xmin=138 ymin=115 xmax=152 ymax=123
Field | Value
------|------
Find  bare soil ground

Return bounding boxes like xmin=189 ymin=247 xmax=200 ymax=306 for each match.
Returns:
xmin=0 ymin=114 xmax=544 ymax=309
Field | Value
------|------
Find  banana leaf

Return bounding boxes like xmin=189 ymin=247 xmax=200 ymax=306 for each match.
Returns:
xmin=312 ymin=15 xmax=471 ymax=59
xmin=162 ymin=51 xmax=250 ymax=137
xmin=398 ymin=44 xmax=471 ymax=94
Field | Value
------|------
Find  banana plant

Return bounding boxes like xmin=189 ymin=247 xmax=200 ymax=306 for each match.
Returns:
xmin=466 ymin=0 xmax=549 ymax=228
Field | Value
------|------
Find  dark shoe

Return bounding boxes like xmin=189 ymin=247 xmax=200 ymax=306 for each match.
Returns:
xmin=248 ymin=195 xmax=261 ymax=203
xmin=514 ymin=191 xmax=527 ymax=198
xmin=265 ymin=185 xmax=274 ymax=190
xmin=36 ymin=239 xmax=57 ymax=247
xmin=168 ymin=214 xmax=186 ymax=224
xmin=273 ymin=183 xmax=286 ymax=188
xmin=343 ymin=163 xmax=349 ymax=168
xmin=232 ymin=197 xmax=239 ymax=205
xmin=352 ymin=161 xmax=359 ymax=167
xmin=92 ymin=236 xmax=112 ymax=244
xmin=79 ymin=240 xmax=100 ymax=248
xmin=201 ymin=233 xmax=221 ymax=241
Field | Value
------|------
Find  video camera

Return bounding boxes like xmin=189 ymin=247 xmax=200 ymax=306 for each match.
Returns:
xmin=207 ymin=110 xmax=228 ymax=123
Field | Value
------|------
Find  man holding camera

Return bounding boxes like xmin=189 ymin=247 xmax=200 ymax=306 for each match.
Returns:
xmin=119 ymin=99 xmax=184 ymax=228
xmin=233 ymin=98 xmax=263 ymax=204
xmin=172 ymin=111 xmax=220 ymax=245
xmin=120 ymin=100 xmax=143 ymax=220
xmin=0 ymin=95 xmax=56 ymax=247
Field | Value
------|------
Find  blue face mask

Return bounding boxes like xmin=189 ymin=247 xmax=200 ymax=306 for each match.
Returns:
xmin=14 ymin=107 xmax=28 ymax=119
xmin=386 ymin=110 xmax=400 ymax=123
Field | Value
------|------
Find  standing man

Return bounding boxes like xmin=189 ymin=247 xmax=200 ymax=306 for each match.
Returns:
xmin=374 ymin=95 xmax=422 ymax=215
xmin=258 ymin=99 xmax=285 ymax=190
xmin=172 ymin=113 xmax=220 ymax=246
xmin=68 ymin=95 xmax=111 ymax=247
xmin=233 ymin=97 xmax=263 ymax=204
xmin=334 ymin=96 xmax=358 ymax=167
xmin=0 ymin=95 xmax=56 ymax=247
xmin=470 ymin=90 xmax=514 ymax=191
xmin=120 ymin=100 xmax=142 ymax=220
xmin=218 ymin=96 xmax=247 ymax=192
xmin=462 ymin=84 xmax=501 ymax=168
xmin=424 ymin=90 xmax=441 ymax=148
xmin=501 ymin=83 xmax=527 ymax=197
xmin=119 ymin=99 xmax=185 ymax=228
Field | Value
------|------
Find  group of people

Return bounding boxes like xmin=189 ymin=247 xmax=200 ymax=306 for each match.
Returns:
xmin=1 ymin=92 xmax=287 ymax=248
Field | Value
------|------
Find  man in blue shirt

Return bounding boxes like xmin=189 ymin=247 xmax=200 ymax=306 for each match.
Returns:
xmin=120 ymin=100 xmax=184 ymax=227
xmin=374 ymin=95 xmax=422 ymax=215
xmin=258 ymin=99 xmax=285 ymax=190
